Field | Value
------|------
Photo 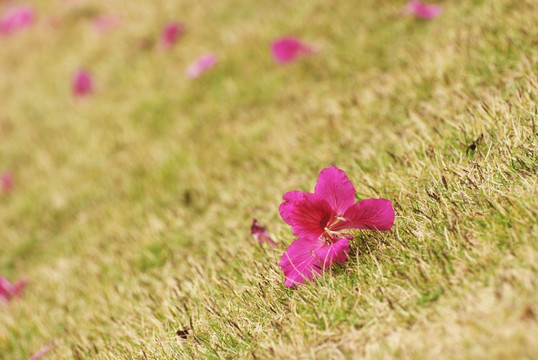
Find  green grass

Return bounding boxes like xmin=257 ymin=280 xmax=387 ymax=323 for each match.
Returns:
xmin=1 ymin=0 xmax=537 ymax=358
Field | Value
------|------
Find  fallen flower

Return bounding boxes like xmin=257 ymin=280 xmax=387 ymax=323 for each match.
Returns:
xmin=160 ymin=21 xmax=184 ymax=50
xmin=72 ymin=69 xmax=94 ymax=97
xmin=0 ymin=5 xmax=35 ymax=35
xmin=251 ymin=219 xmax=277 ymax=247
xmin=185 ymin=53 xmax=217 ymax=78
xmin=29 ymin=341 xmax=57 ymax=360
xmin=271 ymin=37 xmax=316 ymax=64
xmin=1 ymin=172 xmax=13 ymax=193
xmin=406 ymin=0 xmax=443 ymax=20
xmin=0 ymin=276 xmax=26 ymax=302
xmin=279 ymin=166 xmax=394 ymax=286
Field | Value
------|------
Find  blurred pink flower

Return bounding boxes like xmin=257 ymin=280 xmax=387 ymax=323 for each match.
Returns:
xmin=279 ymin=166 xmax=395 ymax=286
xmin=271 ymin=37 xmax=315 ymax=64
xmin=185 ymin=53 xmax=217 ymax=78
xmin=407 ymin=1 xmax=443 ymax=20
xmin=91 ymin=14 xmax=120 ymax=34
xmin=160 ymin=21 xmax=184 ymax=50
xmin=72 ymin=69 xmax=94 ymax=97
xmin=251 ymin=219 xmax=277 ymax=247
xmin=1 ymin=171 xmax=13 ymax=193
xmin=0 ymin=276 xmax=26 ymax=302
xmin=0 ymin=5 xmax=35 ymax=35
xmin=29 ymin=341 xmax=57 ymax=360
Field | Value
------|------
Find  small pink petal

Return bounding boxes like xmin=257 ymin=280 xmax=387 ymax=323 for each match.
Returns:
xmin=160 ymin=21 xmax=184 ymax=50
xmin=72 ymin=69 xmax=94 ymax=97
xmin=407 ymin=1 xmax=443 ymax=20
xmin=279 ymin=237 xmax=324 ymax=287
xmin=0 ymin=5 xmax=35 ymax=35
xmin=91 ymin=15 xmax=120 ymax=34
xmin=0 ymin=276 xmax=26 ymax=302
xmin=251 ymin=219 xmax=277 ymax=247
xmin=185 ymin=53 xmax=217 ymax=78
xmin=29 ymin=341 xmax=57 ymax=360
xmin=1 ymin=171 xmax=14 ymax=193
xmin=271 ymin=37 xmax=315 ymax=64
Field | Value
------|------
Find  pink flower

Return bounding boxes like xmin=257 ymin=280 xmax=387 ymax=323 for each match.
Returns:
xmin=0 ymin=276 xmax=26 ymax=302
xmin=160 ymin=21 xmax=184 ymax=50
xmin=185 ymin=53 xmax=217 ymax=78
xmin=407 ymin=1 xmax=443 ymax=20
xmin=29 ymin=341 xmax=57 ymax=360
xmin=271 ymin=37 xmax=315 ymax=64
xmin=91 ymin=14 xmax=121 ymax=34
xmin=279 ymin=166 xmax=395 ymax=286
xmin=0 ymin=5 xmax=35 ymax=35
xmin=1 ymin=171 xmax=13 ymax=193
xmin=72 ymin=69 xmax=94 ymax=97
xmin=251 ymin=219 xmax=277 ymax=247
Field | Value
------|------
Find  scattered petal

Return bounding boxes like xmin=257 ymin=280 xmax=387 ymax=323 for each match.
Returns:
xmin=407 ymin=1 xmax=443 ymax=20
xmin=0 ymin=276 xmax=26 ymax=302
xmin=72 ymin=69 xmax=94 ymax=97
xmin=271 ymin=37 xmax=315 ymax=64
xmin=251 ymin=219 xmax=277 ymax=247
xmin=1 ymin=171 xmax=14 ymax=193
xmin=0 ymin=5 xmax=35 ymax=36
xmin=160 ymin=21 xmax=184 ymax=50
xmin=91 ymin=14 xmax=121 ymax=34
xmin=185 ymin=53 xmax=217 ymax=78
xmin=29 ymin=341 xmax=57 ymax=360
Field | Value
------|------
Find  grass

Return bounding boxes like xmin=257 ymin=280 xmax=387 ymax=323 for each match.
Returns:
xmin=1 ymin=0 xmax=537 ymax=358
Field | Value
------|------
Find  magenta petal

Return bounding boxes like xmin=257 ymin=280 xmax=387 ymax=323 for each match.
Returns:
xmin=0 ymin=5 xmax=35 ymax=35
xmin=185 ymin=53 xmax=217 ymax=79
xmin=1 ymin=171 xmax=14 ymax=193
xmin=279 ymin=190 xmax=307 ymax=225
xmin=72 ymin=70 xmax=94 ymax=97
xmin=160 ymin=21 xmax=184 ymax=50
xmin=251 ymin=219 xmax=277 ymax=247
xmin=29 ymin=341 xmax=57 ymax=360
xmin=314 ymin=237 xmax=350 ymax=269
xmin=271 ymin=37 xmax=314 ymax=64
xmin=335 ymin=198 xmax=395 ymax=231
xmin=314 ymin=166 xmax=356 ymax=215
xmin=408 ymin=1 xmax=443 ymax=20
xmin=0 ymin=276 xmax=26 ymax=302
xmin=288 ymin=193 xmax=333 ymax=238
xmin=279 ymin=237 xmax=323 ymax=287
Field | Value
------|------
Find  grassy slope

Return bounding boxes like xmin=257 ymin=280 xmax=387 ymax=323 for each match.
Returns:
xmin=1 ymin=0 xmax=537 ymax=358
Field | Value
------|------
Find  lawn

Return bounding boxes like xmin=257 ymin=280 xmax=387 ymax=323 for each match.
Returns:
xmin=1 ymin=0 xmax=537 ymax=359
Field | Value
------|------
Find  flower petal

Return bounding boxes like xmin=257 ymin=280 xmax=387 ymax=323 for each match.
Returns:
xmin=185 ymin=53 xmax=217 ymax=79
xmin=288 ymin=193 xmax=334 ymax=238
xmin=1 ymin=171 xmax=14 ymax=193
xmin=271 ymin=37 xmax=314 ymax=64
xmin=160 ymin=21 xmax=184 ymax=50
xmin=251 ymin=219 xmax=276 ymax=247
xmin=0 ymin=276 xmax=26 ymax=302
xmin=314 ymin=237 xmax=350 ymax=268
xmin=279 ymin=190 xmax=307 ymax=226
xmin=335 ymin=198 xmax=395 ymax=231
xmin=0 ymin=5 xmax=35 ymax=35
xmin=72 ymin=70 xmax=94 ymax=97
xmin=279 ymin=237 xmax=323 ymax=287
xmin=407 ymin=1 xmax=443 ymax=20
xmin=314 ymin=166 xmax=356 ymax=215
